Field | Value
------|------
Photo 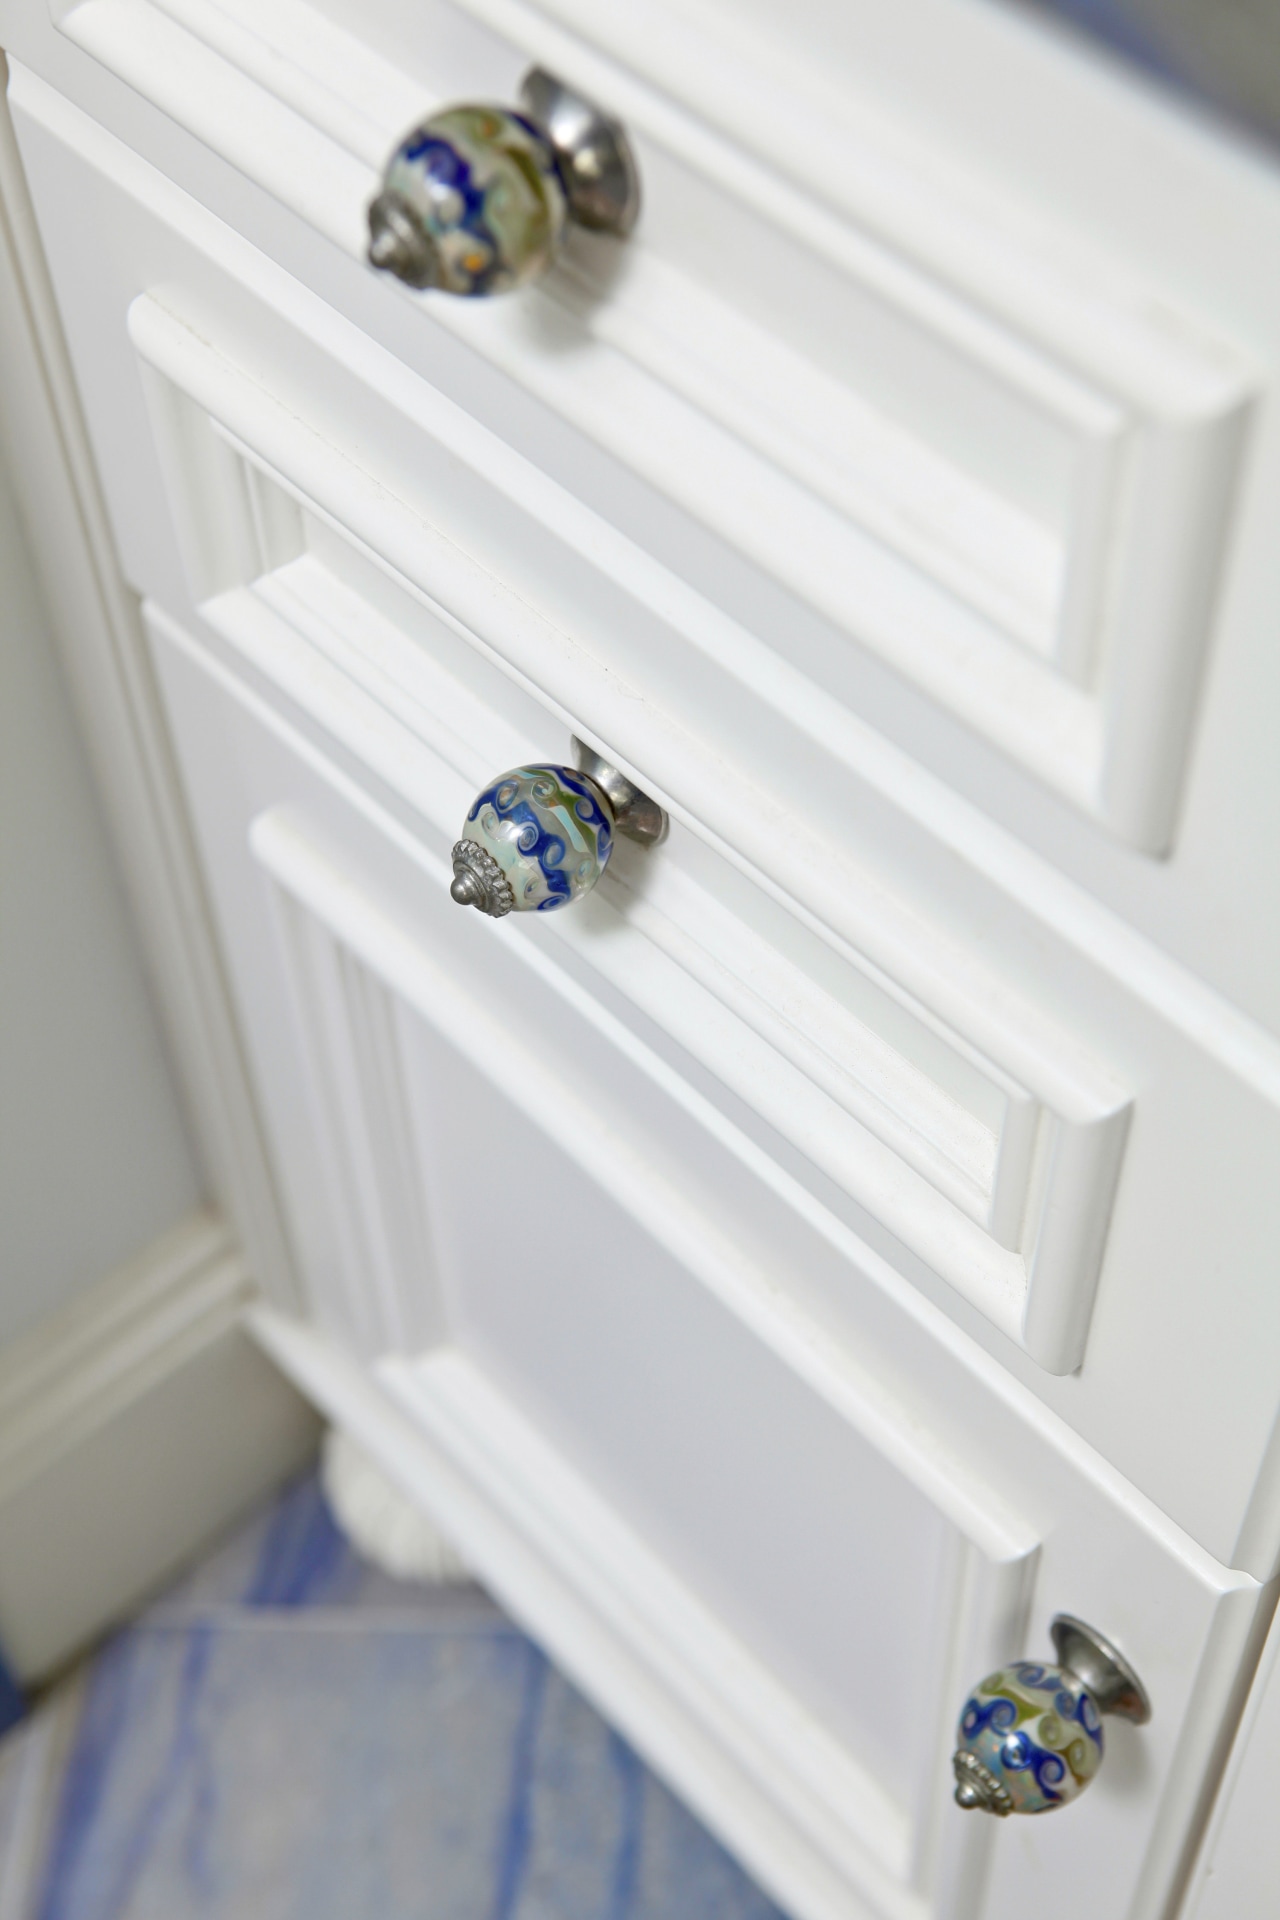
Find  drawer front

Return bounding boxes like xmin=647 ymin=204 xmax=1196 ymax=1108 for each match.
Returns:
xmin=151 ymin=600 xmax=1256 ymax=1920
xmin=12 ymin=75 xmax=1280 ymax=1569
xmin=8 ymin=0 xmax=1280 ymax=1044
xmin=30 ymin=0 xmax=1259 ymax=850
xmin=123 ymin=286 xmax=1134 ymax=1380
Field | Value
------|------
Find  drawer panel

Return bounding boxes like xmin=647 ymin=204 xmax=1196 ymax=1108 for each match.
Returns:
xmin=13 ymin=75 xmax=1280 ymax=1568
xmin=10 ymin=5 xmax=1280 ymax=1039
xmin=129 ymin=290 xmax=1133 ymax=1376
xmin=152 ymin=603 xmax=1258 ymax=1920
xmin=43 ymin=0 xmax=1258 ymax=852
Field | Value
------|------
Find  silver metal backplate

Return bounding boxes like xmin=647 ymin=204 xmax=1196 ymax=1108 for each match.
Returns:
xmin=1051 ymin=1615 xmax=1152 ymax=1725
xmin=520 ymin=68 xmax=642 ymax=237
xmin=572 ymin=738 xmax=667 ymax=845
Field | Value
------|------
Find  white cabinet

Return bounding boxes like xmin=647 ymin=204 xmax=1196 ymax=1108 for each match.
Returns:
xmin=1189 ymin=1597 xmax=1280 ymax=1919
xmin=3 ymin=2 xmax=1278 ymax=1914
xmin=144 ymin=595 xmax=1254 ymax=1920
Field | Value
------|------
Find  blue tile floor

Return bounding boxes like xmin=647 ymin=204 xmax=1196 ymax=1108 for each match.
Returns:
xmin=0 ymin=1472 xmax=787 ymax=1920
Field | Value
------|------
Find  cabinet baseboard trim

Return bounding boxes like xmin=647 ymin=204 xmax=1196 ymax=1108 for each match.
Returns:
xmin=249 ymin=1303 xmax=928 ymax=1920
xmin=0 ymin=1211 xmax=319 ymax=1682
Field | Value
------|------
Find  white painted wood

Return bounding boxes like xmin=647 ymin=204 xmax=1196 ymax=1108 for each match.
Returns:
xmin=249 ymin=1305 xmax=906 ymax=1920
xmin=146 ymin=605 xmax=1264 ymax=1920
xmin=1187 ymin=1596 xmax=1280 ymax=1920
xmin=3 ymin=10 xmax=1279 ymax=1916
xmin=249 ymin=772 xmax=1124 ymax=1373
xmin=264 ymin=873 xmax=443 ymax=1357
xmin=5 ymin=0 xmax=1279 ymax=1043
xmin=124 ymin=306 xmax=1136 ymax=1375
xmin=245 ymin=1290 xmax=1260 ymax=1920
xmin=43 ymin=0 xmax=1259 ymax=849
xmin=392 ymin=1360 xmax=936 ymax=1897
xmin=0 ymin=1209 xmax=320 ymax=1680
xmin=16 ymin=109 xmax=1264 ymax=1556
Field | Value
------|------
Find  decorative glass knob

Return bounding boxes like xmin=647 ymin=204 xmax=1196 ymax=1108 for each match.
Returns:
xmin=953 ymin=1615 xmax=1150 ymax=1817
xmin=368 ymin=67 xmax=640 ymax=297
xmin=450 ymin=739 xmax=665 ymax=917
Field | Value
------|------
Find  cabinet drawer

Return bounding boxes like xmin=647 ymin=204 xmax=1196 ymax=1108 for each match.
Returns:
xmin=152 ymin=600 xmax=1258 ymax=1920
xmin=125 ymin=287 xmax=1136 ymax=1383
xmin=31 ymin=0 xmax=1260 ymax=855
xmin=12 ymin=73 xmax=1280 ymax=1570
xmin=6 ymin=0 xmax=1280 ymax=1041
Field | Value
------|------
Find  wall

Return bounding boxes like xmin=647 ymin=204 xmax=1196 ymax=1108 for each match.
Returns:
xmin=0 ymin=439 xmax=202 ymax=1345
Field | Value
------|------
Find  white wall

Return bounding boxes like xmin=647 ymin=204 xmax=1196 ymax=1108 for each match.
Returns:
xmin=0 ymin=442 xmax=202 ymax=1345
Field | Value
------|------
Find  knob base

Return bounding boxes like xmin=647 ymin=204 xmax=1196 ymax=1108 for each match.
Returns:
xmin=1051 ymin=1616 xmax=1151 ymax=1726
xmin=520 ymin=68 xmax=641 ymax=237
xmin=572 ymin=738 xmax=666 ymax=845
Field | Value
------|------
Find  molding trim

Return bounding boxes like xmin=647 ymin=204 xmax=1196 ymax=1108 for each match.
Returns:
xmin=249 ymin=1303 xmax=1038 ymax=1920
xmin=263 ymin=865 xmax=442 ymax=1360
xmin=0 ymin=1210 xmax=319 ymax=1680
xmin=0 ymin=61 xmax=299 ymax=1305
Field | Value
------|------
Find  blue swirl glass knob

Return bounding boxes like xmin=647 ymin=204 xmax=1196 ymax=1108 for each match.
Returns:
xmin=953 ymin=1615 xmax=1150 ymax=1817
xmin=450 ymin=742 xmax=665 ymax=918
xmin=368 ymin=67 xmax=640 ymax=297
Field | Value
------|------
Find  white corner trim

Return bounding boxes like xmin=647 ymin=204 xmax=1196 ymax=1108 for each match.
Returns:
xmin=0 ymin=68 xmax=299 ymax=1308
xmin=0 ymin=1210 xmax=319 ymax=1680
